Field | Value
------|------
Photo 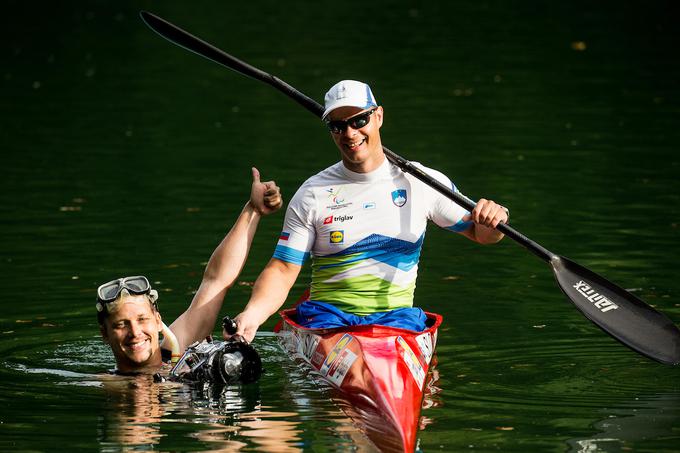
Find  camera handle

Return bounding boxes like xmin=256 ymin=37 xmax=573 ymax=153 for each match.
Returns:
xmin=222 ymin=316 xmax=238 ymax=336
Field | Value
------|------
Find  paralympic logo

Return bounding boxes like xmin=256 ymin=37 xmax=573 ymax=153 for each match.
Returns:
xmin=327 ymin=187 xmax=345 ymax=205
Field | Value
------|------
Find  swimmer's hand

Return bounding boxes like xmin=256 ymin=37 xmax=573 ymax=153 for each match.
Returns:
xmin=250 ymin=167 xmax=283 ymax=215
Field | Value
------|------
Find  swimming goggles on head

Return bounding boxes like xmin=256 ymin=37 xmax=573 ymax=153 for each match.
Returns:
xmin=96 ymin=276 xmax=154 ymax=312
xmin=325 ymin=108 xmax=377 ymax=134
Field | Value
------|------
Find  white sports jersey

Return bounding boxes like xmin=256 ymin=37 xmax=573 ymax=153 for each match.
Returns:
xmin=274 ymin=158 xmax=471 ymax=315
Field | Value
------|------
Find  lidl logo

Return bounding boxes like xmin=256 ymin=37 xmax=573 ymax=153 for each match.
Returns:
xmin=329 ymin=230 xmax=344 ymax=244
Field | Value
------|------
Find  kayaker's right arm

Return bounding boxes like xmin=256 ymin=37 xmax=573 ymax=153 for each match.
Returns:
xmin=230 ymin=257 xmax=302 ymax=342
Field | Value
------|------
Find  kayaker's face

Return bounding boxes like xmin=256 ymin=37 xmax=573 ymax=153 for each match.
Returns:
xmin=327 ymin=106 xmax=384 ymax=173
xmin=100 ymin=295 xmax=163 ymax=373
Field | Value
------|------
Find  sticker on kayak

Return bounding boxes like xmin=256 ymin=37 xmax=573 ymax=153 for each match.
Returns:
xmin=397 ymin=336 xmax=425 ymax=389
xmin=326 ymin=348 xmax=357 ymax=386
xmin=297 ymin=332 xmax=321 ymax=363
xmin=319 ymin=334 xmax=354 ymax=376
xmin=415 ymin=332 xmax=433 ymax=364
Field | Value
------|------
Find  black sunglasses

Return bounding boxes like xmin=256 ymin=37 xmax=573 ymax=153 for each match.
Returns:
xmin=325 ymin=109 xmax=377 ymax=134
xmin=97 ymin=275 xmax=151 ymax=304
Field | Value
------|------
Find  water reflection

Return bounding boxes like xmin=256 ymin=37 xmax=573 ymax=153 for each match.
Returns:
xmin=98 ymin=374 xmax=306 ymax=452
xmin=4 ymin=335 xmax=374 ymax=451
xmin=99 ymin=375 xmax=168 ymax=449
xmin=3 ymin=327 xmax=679 ymax=452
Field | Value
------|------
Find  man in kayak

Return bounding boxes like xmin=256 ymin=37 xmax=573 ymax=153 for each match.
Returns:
xmin=230 ymin=80 xmax=509 ymax=341
xmin=96 ymin=168 xmax=282 ymax=374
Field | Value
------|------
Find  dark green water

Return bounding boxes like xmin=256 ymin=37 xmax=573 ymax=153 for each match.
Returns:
xmin=2 ymin=1 xmax=679 ymax=451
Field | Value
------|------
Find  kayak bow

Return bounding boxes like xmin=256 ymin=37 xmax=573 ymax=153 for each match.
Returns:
xmin=276 ymin=308 xmax=442 ymax=453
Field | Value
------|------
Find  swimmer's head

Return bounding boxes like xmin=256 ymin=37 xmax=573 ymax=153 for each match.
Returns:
xmin=96 ymin=276 xmax=164 ymax=373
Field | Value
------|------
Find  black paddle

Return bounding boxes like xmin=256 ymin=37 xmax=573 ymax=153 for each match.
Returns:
xmin=139 ymin=11 xmax=680 ymax=365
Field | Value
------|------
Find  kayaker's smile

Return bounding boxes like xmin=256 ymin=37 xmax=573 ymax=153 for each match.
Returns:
xmin=344 ymin=137 xmax=366 ymax=151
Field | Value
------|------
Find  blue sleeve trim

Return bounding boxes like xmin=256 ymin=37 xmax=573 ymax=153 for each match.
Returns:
xmin=446 ymin=180 xmax=472 ymax=232
xmin=273 ymin=245 xmax=309 ymax=265
xmin=446 ymin=218 xmax=472 ymax=232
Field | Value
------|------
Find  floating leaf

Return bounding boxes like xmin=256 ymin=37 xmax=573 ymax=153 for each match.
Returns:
xmin=571 ymin=41 xmax=587 ymax=51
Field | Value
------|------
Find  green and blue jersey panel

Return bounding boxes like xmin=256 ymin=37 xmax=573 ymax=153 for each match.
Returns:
xmin=273 ymin=159 xmax=471 ymax=315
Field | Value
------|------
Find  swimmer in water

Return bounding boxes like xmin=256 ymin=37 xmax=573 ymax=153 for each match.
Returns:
xmin=95 ymin=168 xmax=282 ymax=374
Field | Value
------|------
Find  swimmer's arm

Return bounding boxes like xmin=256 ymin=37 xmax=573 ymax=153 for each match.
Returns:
xmin=167 ymin=168 xmax=282 ymax=351
xmin=167 ymin=202 xmax=261 ymax=351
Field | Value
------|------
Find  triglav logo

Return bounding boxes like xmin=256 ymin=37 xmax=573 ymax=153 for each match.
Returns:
xmin=391 ymin=189 xmax=407 ymax=207
xmin=573 ymin=280 xmax=619 ymax=312
xmin=322 ymin=214 xmax=353 ymax=225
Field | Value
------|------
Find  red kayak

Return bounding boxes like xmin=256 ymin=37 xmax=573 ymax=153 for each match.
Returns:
xmin=275 ymin=307 xmax=442 ymax=453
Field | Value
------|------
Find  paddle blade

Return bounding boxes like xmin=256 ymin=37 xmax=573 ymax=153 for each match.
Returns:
xmin=550 ymin=256 xmax=680 ymax=365
xmin=140 ymin=11 xmax=256 ymax=75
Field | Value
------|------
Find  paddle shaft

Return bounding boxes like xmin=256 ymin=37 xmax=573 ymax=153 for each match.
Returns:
xmin=382 ymin=151 xmax=555 ymax=261
xmin=140 ymin=11 xmax=554 ymax=261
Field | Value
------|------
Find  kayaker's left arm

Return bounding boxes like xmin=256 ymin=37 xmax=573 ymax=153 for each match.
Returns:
xmin=167 ymin=168 xmax=282 ymax=352
xmin=460 ymin=198 xmax=509 ymax=245
xmin=423 ymin=166 xmax=508 ymax=245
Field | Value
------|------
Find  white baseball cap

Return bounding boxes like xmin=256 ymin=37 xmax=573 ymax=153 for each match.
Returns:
xmin=322 ymin=80 xmax=378 ymax=120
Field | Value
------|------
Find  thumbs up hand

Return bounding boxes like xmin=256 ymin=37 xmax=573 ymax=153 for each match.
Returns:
xmin=249 ymin=167 xmax=283 ymax=215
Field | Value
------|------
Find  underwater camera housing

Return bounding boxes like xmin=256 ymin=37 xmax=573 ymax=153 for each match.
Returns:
xmin=170 ymin=318 xmax=262 ymax=384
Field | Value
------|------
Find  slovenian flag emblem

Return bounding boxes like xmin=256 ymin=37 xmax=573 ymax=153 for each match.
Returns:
xmin=279 ymin=231 xmax=290 ymax=241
